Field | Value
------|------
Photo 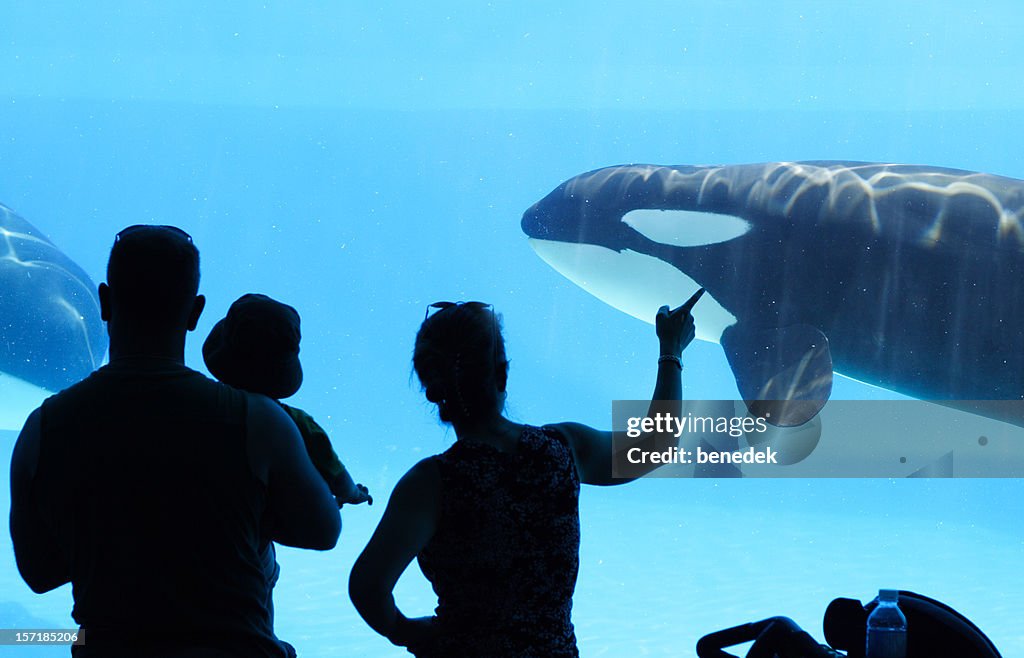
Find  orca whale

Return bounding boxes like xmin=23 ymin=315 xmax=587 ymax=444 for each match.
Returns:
xmin=522 ymin=161 xmax=1024 ymax=427
xmin=1 ymin=204 xmax=107 ymax=429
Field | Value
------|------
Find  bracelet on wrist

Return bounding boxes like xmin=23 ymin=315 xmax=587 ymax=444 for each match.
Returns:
xmin=658 ymin=354 xmax=683 ymax=369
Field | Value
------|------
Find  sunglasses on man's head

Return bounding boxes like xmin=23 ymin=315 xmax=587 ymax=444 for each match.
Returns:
xmin=115 ymin=224 xmax=194 ymax=244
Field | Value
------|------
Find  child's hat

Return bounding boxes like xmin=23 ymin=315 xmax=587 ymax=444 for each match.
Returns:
xmin=203 ymin=293 xmax=303 ymax=399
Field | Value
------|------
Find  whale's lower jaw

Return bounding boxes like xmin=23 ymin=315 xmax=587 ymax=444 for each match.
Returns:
xmin=527 ymin=237 xmax=737 ymax=343
xmin=1 ymin=372 xmax=52 ymax=431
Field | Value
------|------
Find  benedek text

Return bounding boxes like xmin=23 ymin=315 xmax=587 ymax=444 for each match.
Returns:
xmin=626 ymin=446 xmax=778 ymax=465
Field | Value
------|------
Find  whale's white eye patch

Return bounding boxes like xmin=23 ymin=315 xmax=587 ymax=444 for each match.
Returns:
xmin=622 ymin=209 xmax=751 ymax=248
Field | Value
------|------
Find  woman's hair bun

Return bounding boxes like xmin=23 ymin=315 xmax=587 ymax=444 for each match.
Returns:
xmin=424 ymin=384 xmax=445 ymax=404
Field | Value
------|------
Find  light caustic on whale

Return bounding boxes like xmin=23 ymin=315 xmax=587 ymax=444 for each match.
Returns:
xmin=1 ymin=204 xmax=107 ymax=430
xmin=522 ymin=161 xmax=1024 ymax=431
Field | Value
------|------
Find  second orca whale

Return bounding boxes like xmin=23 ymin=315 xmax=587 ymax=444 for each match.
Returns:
xmin=522 ymin=161 xmax=1024 ymax=426
xmin=1 ymin=204 xmax=107 ymax=429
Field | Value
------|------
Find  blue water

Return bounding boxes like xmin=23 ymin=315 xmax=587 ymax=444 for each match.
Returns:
xmin=3 ymin=3 xmax=1024 ymax=656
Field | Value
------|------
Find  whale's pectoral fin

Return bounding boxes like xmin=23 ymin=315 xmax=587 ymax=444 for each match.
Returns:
xmin=721 ymin=323 xmax=833 ymax=427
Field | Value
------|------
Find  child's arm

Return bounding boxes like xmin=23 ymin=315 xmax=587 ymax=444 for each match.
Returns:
xmin=279 ymin=403 xmax=372 ymax=506
xmin=328 ymin=468 xmax=373 ymax=507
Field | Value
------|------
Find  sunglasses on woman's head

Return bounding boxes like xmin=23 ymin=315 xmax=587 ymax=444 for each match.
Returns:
xmin=424 ymin=301 xmax=492 ymax=320
xmin=423 ymin=301 xmax=502 ymax=371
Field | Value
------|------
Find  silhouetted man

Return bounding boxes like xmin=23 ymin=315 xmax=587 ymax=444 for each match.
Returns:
xmin=10 ymin=225 xmax=340 ymax=657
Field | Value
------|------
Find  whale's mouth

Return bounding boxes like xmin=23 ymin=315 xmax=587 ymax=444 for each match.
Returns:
xmin=526 ymin=205 xmax=748 ymax=342
xmin=527 ymin=237 xmax=737 ymax=343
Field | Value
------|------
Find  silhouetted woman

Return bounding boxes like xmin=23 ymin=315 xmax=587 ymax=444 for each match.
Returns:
xmin=349 ymin=292 xmax=702 ymax=657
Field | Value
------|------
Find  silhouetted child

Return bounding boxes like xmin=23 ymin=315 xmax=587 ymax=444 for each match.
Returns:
xmin=203 ymin=293 xmax=371 ymax=508
xmin=203 ymin=293 xmax=370 ymax=634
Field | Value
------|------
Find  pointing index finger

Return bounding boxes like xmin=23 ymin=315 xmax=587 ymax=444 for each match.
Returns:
xmin=677 ymin=288 xmax=706 ymax=315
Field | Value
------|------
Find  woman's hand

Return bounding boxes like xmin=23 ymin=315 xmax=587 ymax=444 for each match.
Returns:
xmin=392 ymin=615 xmax=439 ymax=653
xmin=349 ymin=459 xmax=440 ymax=648
xmin=656 ymin=288 xmax=704 ymax=356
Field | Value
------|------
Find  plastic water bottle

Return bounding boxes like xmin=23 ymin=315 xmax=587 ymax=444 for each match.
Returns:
xmin=866 ymin=589 xmax=907 ymax=658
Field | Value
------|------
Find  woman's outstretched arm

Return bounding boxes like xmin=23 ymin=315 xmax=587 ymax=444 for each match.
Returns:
xmin=552 ymin=290 xmax=703 ymax=486
xmin=349 ymin=458 xmax=440 ymax=650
